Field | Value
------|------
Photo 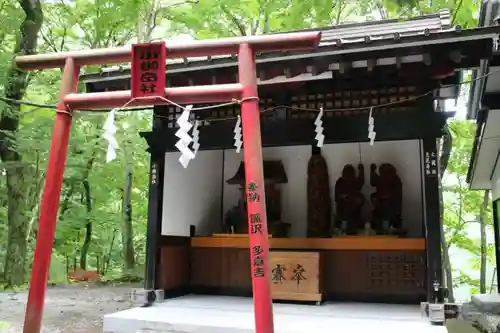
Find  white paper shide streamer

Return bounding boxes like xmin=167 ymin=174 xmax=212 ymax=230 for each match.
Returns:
xmin=102 ymin=108 xmax=119 ymax=163
xmin=191 ymin=120 xmax=200 ymax=158
xmin=314 ymin=107 xmax=325 ymax=147
xmin=175 ymin=105 xmax=195 ymax=168
xmin=233 ymin=115 xmax=242 ymax=153
xmin=368 ymin=107 xmax=376 ymax=146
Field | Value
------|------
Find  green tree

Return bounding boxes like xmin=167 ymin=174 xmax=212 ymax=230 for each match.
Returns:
xmin=442 ymin=120 xmax=493 ymax=299
xmin=0 ymin=0 xmax=156 ymax=285
xmin=166 ymin=0 xmax=478 ymax=39
xmin=0 ymin=0 xmax=44 ymax=287
xmin=368 ymin=0 xmax=478 ymax=28
xmin=167 ymin=0 xmax=366 ymax=38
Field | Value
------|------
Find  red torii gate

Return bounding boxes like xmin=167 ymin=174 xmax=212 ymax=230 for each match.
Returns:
xmin=15 ymin=32 xmax=321 ymax=333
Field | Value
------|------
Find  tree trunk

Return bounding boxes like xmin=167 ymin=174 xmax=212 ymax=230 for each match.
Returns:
xmin=0 ymin=0 xmax=43 ymax=287
xmin=25 ymin=151 xmax=44 ymax=243
xmin=103 ymin=229 xmax=118 ymax=275
xmin=25 ymin=180 xmax=44 ymax=242
xmin=49 ymin=180 xmax=78 ymax=250
xmin=79 ymin=154 xmax=96 ymax=270
xmin=122 ymin=144 xmax=136 ymax=271
xmin=60 ymin=181 xmax=77 ymax=216
xmin=137 ymin=0 xmax=158 ymax=43
xmin=440 ymin=200 xmax=454 ymax=302
xmin=439 ymin=125 xmax=454 ymax=302
xmin=479 ymin=190 xmax=490 ymax=294
xmin=25 ymin=153 xmax=45 ymax=242
xmin=79 ymin=179 xmax=92 ymax=270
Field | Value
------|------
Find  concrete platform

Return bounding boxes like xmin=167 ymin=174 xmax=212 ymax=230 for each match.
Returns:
xmin=103 ymin=295 xmax=448 ymax=333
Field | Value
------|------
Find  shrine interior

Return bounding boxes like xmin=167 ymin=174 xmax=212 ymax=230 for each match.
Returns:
xmin=162 ymin=140 xmax=425 ymax=239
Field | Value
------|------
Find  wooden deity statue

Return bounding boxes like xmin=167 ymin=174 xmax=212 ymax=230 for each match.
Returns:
xmin=307 ymin=150 xmax=332 ymax=238
xmin=224 ymin=195 xmax=248 ymax=234
xmin=333 ymin=164 xmax=365 ymax=234
xmin=359 ymin=221 xmax=376 ymax=236
xmin=370 ymin=163 xmax=403 ymax=233
xmin=225 ymin=161 xmax=291 ymax=237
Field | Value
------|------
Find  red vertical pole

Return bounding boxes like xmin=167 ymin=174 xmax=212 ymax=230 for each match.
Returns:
xmin=238 ymin=43 xmax=274 ymax=333
xmin=23 ymin=58 xmax=79 ymax=333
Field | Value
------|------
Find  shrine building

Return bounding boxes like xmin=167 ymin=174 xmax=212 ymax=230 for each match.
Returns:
xmin=78 ymin=8 xmax=500 ymax=332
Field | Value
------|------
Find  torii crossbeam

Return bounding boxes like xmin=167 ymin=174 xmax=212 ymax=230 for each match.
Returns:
xmin=15 ymin=31 xmax=321 ymax=333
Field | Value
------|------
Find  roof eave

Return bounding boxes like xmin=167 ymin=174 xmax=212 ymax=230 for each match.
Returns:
xmin=465 ymin=0 xmax=500 ymax=120
xmin=467 ymin=108 xmax=489 ymax=184
xmin=80 ymin=26 xmax=500 ymax=87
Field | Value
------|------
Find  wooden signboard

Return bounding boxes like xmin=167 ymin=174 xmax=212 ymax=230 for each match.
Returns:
xmin=269 ymin=251 xmax=323 ymax=303
xmin=130 ymin=41 xmax=166 ymax=99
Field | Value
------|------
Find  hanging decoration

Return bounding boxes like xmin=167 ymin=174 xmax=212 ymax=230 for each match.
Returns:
xmin=314 ymin=107 xmax=325 ymax=147
xmin=234 ymin=115 xmax=242 ymax=153
xmin=368 ymin=107 xmax=376 ymax=146
xmin=102 ymin=108 xmax=119 ymax=163
xmin=191 ymin=120 xmax=200 ymax=158
xmin=175 ymin=105 xmax=195 ymax=168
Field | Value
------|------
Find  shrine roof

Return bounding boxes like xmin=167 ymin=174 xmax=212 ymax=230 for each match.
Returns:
xmin=80 ymin=9 xmax=500 ymax=92
xmin=465 ymin=0 xmax=500 ymax=190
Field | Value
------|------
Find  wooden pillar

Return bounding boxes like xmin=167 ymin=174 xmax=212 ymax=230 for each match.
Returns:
xmin=143 ymin=106 xmax=166 ymax=306
xmin=492 ymin=200 xmax=500 ymax=292
xmin=24 ymin=60 xmax=80 ymax=333
xmin=238 ymin=43 xmax=275 ymax=333
xmin=422 ymin=137 xmax=443 ymax=302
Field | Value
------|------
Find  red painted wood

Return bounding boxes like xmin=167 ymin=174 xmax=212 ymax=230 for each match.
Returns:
xmin=239 ymin=43 xmax=275 ymax=333
xmin=15 ymin=32 xmax=321 ymax=70
xmin=131 ymin=41 xmax=167 ymax=99
xmin=23 ymin=59 xmax=80 ymax=333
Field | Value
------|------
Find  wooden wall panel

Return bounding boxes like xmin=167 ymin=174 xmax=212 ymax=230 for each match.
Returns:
xmin=323 ymin=251 xmax=368 ymax=295
xmin=191 ymin=247 xmax=251 ymax=291
xmin=323 ymin=250 xmax=426 ymax=300
xmin=190 ymin=247 xmax=426 ymax=303
xmin=156 ymin=236 xmax=190 ymax=291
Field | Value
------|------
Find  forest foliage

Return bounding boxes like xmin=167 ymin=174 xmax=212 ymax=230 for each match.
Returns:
xmin=0 ymin=0 xmax=492 ymax=300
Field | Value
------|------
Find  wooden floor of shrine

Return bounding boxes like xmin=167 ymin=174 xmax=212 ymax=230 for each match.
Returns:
xmin=103 ymin=295 xmax=447 ymax=333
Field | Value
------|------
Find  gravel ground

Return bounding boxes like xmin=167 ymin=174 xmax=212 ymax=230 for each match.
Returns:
xmin=0 ymin=284 xmax=141 ymax=333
